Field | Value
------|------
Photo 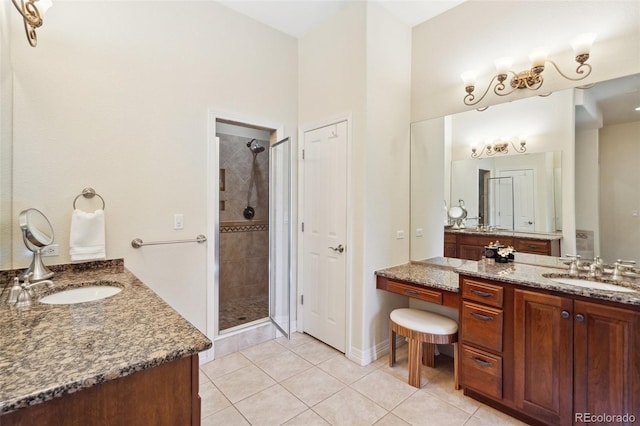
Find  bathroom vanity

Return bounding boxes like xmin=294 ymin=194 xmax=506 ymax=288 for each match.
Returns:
xmin=0 ymin=260 xmax=212 ymax=426
xmin=376 ymin=257 xmax=640 ymax=426
xmin=444 ymin=229 xmax=561 ymax=260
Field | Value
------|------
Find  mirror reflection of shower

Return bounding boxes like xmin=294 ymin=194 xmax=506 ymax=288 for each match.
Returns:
xmin=243 ymin=139 xmax=265 ymax=220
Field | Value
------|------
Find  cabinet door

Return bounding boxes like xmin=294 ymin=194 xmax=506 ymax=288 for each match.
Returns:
xmin=573 ymin=301 xmax=640 ymax=423
xmin=514 ymin=290 xmax=573 ymax=426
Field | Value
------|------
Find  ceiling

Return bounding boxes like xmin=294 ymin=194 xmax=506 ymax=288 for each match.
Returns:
xmin=217 ymin=0 xmax=467 ymax=38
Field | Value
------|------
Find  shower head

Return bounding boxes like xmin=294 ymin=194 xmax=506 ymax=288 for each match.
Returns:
xmin=246 ymin=139 xmax=265 ymax=154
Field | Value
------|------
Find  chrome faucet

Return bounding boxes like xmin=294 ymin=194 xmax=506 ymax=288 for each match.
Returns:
xmin=11 ymin=272 xmax=54 ymax=308
xmin=612 ymin=259 xmax=636 ymax=281
xmin=563 ymin=254 xmax=582 ymax=276
xmin=588 ymin=256 xmax=604 ymax=278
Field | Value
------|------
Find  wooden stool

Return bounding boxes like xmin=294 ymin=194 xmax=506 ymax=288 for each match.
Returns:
xmin=389 ymin=308 xmax=459 ymax=389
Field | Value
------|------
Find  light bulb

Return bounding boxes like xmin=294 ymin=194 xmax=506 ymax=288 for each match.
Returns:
xmin=529 ymin=49 xmax=548 ymax=68
xmin=571 ymin=33 xmax=596 ymax=56
xmin=494 ymin=57 xmax=513 ymax=75
xmin=460 ymin=71 xmax=477 ymax=87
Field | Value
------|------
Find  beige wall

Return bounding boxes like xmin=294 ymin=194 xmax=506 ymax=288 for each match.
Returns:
xmin=9 ymin=1 xmax=298 ymax=333
xmin=599 ymin=121 xmax=640 ymax=263
xmin=298 ymin=1 xmax=411 ymax=363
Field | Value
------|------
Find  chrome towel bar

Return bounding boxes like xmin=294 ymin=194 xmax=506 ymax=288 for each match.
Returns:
xmin=131 ymin=234 xmax=207 ymax=249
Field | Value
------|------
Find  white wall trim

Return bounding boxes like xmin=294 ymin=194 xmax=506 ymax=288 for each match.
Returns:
xmin=297 ymin=112 xmax=353 ymax=357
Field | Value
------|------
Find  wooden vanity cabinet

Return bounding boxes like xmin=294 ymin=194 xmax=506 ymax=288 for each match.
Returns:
xmin=459 ymin=275 xmax=640 ymax=425
xmin=1 ymin=355 xmax=202 ymax=426
xmin=445 ymin=232 xmax=560 ymax=260
xmin=513 ymin=290 xmax=640 ymax=426
xmin=459 ymin=277 xmax=507 ymax=401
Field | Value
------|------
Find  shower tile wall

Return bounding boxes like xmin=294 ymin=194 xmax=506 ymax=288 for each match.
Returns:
xmin=218 ymin=133 xmax=270 ymax=331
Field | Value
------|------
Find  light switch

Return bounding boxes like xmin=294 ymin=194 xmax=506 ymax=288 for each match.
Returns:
xmin=396 ymin=230 xmax=405 ymax=239
xmin=174 ymin=214 xmax=184 ymax=230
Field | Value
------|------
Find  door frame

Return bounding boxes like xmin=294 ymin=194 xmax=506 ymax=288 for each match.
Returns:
xmin=205 ymin=110 xmax=285 ymax=363
xmin=297 ymin=113 xmax=353 ymax=358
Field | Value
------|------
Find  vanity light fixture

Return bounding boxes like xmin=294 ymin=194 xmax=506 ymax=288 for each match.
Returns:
xmin=462 ymin=33 xmax=596 ymax=107
xmin=471 ymin=137 xmax=527 ymax=159
xmin=11 ymin=0 xmax=52 ymax=47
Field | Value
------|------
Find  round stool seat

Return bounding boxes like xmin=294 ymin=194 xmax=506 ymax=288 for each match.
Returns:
xmin=390 ymin=308 xmax=458 ymax=335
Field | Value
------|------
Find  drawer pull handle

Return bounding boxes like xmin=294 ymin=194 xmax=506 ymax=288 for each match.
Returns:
xmin=470 ymin=356 xmax=492 ymax=367
xmin=576 ymin=314 xmax=585 ymax=322
xmin=470 ymin=289 xmax=493 ymax=298
xmin=470 ymin=312 xmax=493 ymax=321
xmin=403 ymin=289 xmax=419 ymax=296
xmin=561 ymin=310 xmax=570 ymax=319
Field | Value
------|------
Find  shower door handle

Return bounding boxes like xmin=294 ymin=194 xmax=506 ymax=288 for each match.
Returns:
xmin=329 ymin=244 xmax=345 ymax=253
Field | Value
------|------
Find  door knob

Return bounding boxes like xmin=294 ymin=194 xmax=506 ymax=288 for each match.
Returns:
xmin=328 ymin=244 xmax=345 ymax=253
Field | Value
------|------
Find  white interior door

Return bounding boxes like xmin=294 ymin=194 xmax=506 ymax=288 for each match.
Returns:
xmin=500 ymin=169 xmax=535 ymax=232
xmin=302 ymin=121 xmax=347 ymax=352
xmin=270 ymin=137 xmax=291 ymax=338
xmin=488 ymin=176 xmax=514 ymax=230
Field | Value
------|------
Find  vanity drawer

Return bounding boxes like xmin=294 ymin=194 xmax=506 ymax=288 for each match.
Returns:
xmin=385 ymin=280 xmax=443 ymax=305
xmin=461 ymin=345 xmax=503 ymax=400
xmin=461 ymin=302 xmax=503 ymax=352
xmin=516 ymin=238 xmax=550 ymax=255
xmin=462 ymin=278 xmax=504 ymax=308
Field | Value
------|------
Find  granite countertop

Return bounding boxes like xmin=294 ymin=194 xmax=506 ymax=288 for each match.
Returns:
xmin=0 ymin=259 xmax=212 ymax=415
xmin=374 ymin=262 xmax=461 ymax=293
xmin=376 ymin=256 xmax=640 ymax=307
xmin=445 ymin=228 xmax=562 ymax=241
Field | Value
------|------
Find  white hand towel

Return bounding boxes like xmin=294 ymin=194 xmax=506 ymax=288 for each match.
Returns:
xmin=69 ymin=209 xmax=106 ymax=262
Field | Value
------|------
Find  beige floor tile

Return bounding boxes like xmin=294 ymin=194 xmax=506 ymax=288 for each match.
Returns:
xmin=282 ymin=409 xmax=330 ymax=425
xmin=374 ymin=412 xmax=412 ymax=426
xmin=212 ymin=364 xmax=276 ymax=403
xmin=254 ymin=350 xmax=313 ymax=382
xmin=276 ymin=331 xmax=316 ymax=349
xmin=392 ymin=391 xmax=471 ymax=426
xmin=201 ymin=352 xmax=252 ymax=380
xmin=318 ymin=354 xmax=379 ymax=385
xmin=467 ymin=405 xmax=529 ymax=426
xmin=421 ymin=371 xmax=480 ymax=415
xmin=313 ymin=387 xmax=388 ymax=425
xmin=240 ymin=339 xmax=288 ymax=363
xmin=378 ymin=346 xmax=442 ymax=388
xmin=351 ymin=369 xmax=418 ymax=411
xmin=200 ymin=378 xmax=231 ymax=418
xmin=201 ymin=406 xmax=249 ymax=426
xmin=290 ymin=339 xmax=342 ymax=365
xmin=281 ymin=366 xmax=346 ymax=406
xmin=235 ymin=384 xmax=307 ymax=425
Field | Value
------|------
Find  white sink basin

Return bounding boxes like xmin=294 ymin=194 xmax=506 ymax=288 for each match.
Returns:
xmin=549 ymin=277 xmax=635 ymax=293
xmin=40 ymin=285 xmax=122 ymax=304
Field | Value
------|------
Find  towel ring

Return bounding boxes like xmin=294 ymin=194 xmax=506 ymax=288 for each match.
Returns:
xmin=73 ymin=187 xmax=106 ymax=210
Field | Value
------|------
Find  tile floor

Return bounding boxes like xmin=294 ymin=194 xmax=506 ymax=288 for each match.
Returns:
xmin=219 ymin=295 xmax=269 ymax=331
xmin=199 ymin=332 xmax=527 ymax=426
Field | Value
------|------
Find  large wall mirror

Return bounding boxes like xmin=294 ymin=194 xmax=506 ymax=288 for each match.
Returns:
xmin=411 ymin=73 xmax=640 ymax=264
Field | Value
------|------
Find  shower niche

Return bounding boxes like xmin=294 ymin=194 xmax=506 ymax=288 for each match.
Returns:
xmin=215 ymin=118 xmax=291 ymax=339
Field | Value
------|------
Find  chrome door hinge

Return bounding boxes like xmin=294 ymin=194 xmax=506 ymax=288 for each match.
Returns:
xmin=301 ymin=222 xmax=304 ymax=232
xmin=301 ymin=295 xmax=304 ymax=305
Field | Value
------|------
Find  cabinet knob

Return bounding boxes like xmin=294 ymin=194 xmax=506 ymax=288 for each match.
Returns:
xmin=561 ymin=310 xmax=570 ymax=319
xmin=576 ymin=314 xmax=585 ymax=322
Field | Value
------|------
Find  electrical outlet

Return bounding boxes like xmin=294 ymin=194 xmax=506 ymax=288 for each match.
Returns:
xmin=174 ymin=214 xmax=184 ymax=230
xmin=42 ymin=244 xmax=59 ymax=257
xmin=396 ymin=230 xmax=405 ymax=239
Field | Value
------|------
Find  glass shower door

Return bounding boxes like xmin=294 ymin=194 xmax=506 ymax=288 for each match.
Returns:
xmin=269 ymin=137 xmax=291 ymax=338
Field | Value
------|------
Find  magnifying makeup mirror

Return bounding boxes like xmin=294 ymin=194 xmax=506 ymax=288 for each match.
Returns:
xmin=19 ymin=208 xmax=55 ymax=281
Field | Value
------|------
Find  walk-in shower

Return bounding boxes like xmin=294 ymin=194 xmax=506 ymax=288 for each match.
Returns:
xmin=217 ymin=127 xmax=270 ymax=332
